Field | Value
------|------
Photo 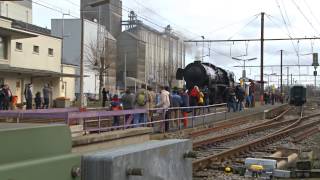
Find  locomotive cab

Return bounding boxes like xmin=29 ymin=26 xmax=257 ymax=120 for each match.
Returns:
xmin=289 ymin=85 xmax=306 ymax=106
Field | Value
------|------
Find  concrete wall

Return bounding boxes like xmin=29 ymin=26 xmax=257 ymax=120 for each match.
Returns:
xmin=0 ymin=1 xmax=32 ymax=23
xmin=82 ymin=139 xmax=192 ymax=180
xmin=9 ymin=35 xmax=61 ymax=73
xmin=117 ymin=32 xmax=145 ymax=87
xmin=61 ymin=64 xmax=77 ymax=101
xmin=117 ymin=25 xmax=185 ymax=88
xmin=81 ymin=0 xmax=122 ymax=38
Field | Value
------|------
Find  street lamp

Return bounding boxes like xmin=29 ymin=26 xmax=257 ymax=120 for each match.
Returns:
xmin=264 ymin=73 xmax=276 ymax=91
xmin=80 ymin=0 xmax=109 ymax=108
xmin=232 ymin=56 xmax=257 ymax=80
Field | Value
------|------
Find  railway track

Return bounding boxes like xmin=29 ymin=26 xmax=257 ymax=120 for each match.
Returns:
xmin=192 ymin=107 xmax=320 ymax=171
xmin=192 ymin=108 xmax=291 ymax=148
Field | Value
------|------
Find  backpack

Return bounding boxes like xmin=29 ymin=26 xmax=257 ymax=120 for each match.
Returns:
xmin=137 ymin=92 xmax=146 ymax=106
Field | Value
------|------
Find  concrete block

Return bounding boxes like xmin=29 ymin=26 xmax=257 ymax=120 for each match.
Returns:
xmin=82 ymin=139 xmax=192 ymax=180
xmin=274 ymin=169 xmax=291 ymax=178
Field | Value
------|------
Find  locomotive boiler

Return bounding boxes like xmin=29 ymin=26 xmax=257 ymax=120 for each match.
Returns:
xmin=176 ymin=61 xmax=235 ymax=104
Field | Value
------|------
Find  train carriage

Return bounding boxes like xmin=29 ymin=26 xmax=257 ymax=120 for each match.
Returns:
xmin=289 ymin=85 xmax=307 ymax=106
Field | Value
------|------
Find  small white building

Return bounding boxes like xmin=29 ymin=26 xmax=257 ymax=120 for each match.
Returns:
xmin=0 ymin=16 xmax=77 ymax=105
xmin=51 ymin=19 xmax=117 ymax=97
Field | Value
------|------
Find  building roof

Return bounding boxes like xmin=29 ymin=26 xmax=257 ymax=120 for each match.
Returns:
xmin=0 ymin=64 xmax=82 ymax=78
xmin=129 ymin=21 xmax=181 ymax=40
xmin=0 ymin=16 xmax=61 ymax=39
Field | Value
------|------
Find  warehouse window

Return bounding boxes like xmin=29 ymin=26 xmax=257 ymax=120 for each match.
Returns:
xmin=0 ymin=36 xmax=7 ymax=59
xmin=33 ymin=45 xmax=39 ymax=54
xmin=16 ymin=42 xmax=22 ymax=51
xmin=48 ymin=48 xmax=54 ymax=56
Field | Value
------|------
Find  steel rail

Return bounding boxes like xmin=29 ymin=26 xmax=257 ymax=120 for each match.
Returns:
xmin=192 ymin=112 xmax=320 ymax=171
xmin=191 ymin=108 xmax=290 ymax=138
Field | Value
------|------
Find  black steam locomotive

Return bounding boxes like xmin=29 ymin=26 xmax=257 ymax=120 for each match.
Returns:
xmin=176 ymin=61 xmax=235 ymax=104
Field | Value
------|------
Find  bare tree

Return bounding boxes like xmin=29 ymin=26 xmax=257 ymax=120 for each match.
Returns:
xmin=85 ymin=37 xmax=116 ymax=99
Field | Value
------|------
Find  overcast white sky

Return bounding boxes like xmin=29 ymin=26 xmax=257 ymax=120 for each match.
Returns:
xmin=32 ymin=0 xmax=320 ymax=85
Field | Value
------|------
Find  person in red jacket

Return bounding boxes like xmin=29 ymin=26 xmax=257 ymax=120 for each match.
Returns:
xmin=110 ymin=94 xmax=122 ymax=128
xmin=189 ymin=86 xmax=200 ymax=116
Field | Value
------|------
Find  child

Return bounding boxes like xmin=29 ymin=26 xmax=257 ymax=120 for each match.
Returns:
xmin=35 ymin=92 xmax=42 ymax=109
xmin=110 ymin=94 xmax=122 ymax=127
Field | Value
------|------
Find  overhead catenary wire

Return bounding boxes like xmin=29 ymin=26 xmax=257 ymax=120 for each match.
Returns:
xmin=302 ymin=0 xmax=320 ymax=27
xmin=291 ymin=0 xmax=320 ymax=35
xmin=269 ymin=2 xmax=299 ymax=56
xmin=28 ymin=0 xmax=79 ymax=18
xmin=227 ymin=14 xmax=259 ymax=40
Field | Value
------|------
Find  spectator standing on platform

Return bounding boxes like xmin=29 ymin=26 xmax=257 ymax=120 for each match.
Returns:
xmin=189 ymin=86 xmax=200 ymax=116
xmin=121 ymin=89 xmax=135 ymax=126
xmin=245 ymin=84 xmax=251 ymax=108
xmin=24 ymin=83 xmax=33 ymax=110
xmin=224 ymin=86 xmax=236 ymax=112
xmin=157 ymin=86 xmax=171 ymax=132
xmin=134 ymin=86 xmax=148 ymax=127
xmin=203 ymin=85 xmax=209 ymax=106
xmin=0 ymin=85 xmax=4 ymax=110
xmin=102 ymin=88 xmax=107 ymax=107
xmin=147 ymin=86 xmax=156 ymax=124
xmin=249 ymin=81 xmax=255 ymax=107
xmin=171 ymin=89 xmax=183 ymax=129
xmin=189 ymin=86 xmax=199 ymax=107
xmin=35 ymin=92 xmax=42 ymax=109
xmin=110 ymin=94 xmax=122 ymax=127
xmin=42 ymin=84 xmax=51 ymax=109
xmin=2 ymin=84 xmax=12 ymax=110
xmin=180 ymin=89 xmax=190 ymax=129
xmin=235 ymin=85 xmax=245 ymax=111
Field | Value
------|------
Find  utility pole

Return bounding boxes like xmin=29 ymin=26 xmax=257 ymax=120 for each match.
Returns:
xmin=124 ymin=52 xmax=127 ymax=90
xmin=166 ymin=25 xmax=172 ymax=86
xmin=287 ymin=67 xmax=289 ymax=94
xmin=80 ymin=6 xmax=84 ymax=108
xmin=260 ymin=12 xmax=265 ymax=98
xmin=280 ymin=50 xmax=283 ymax=94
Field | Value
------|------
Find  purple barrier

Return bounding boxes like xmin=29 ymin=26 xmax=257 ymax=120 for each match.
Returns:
xmin=68 ymin=109 xmax=147 ymax=119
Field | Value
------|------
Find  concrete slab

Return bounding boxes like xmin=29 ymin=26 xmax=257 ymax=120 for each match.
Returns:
xmin=72 ymin=127 xmax=153 ymax=153
xmin=82 ymin=139 xmax=192 ymax=180
xmin=72 ymin=127 xmax=153 ymax=146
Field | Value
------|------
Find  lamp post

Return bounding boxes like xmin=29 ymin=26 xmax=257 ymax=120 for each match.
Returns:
xmin=264 ymin=73 xmax=276 ymax=91
xmin=80 ymin=0 xmax=109 ymax=108
xmin=232 ymin=56 xmax=257 ymax=81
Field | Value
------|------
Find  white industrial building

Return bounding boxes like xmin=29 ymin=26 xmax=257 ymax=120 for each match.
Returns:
xmin=51 ymin=19 xmax=117 ymax=97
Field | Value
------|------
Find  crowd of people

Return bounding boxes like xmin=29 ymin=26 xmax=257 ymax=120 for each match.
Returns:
xmin=102 ymin=84 xmax=254 ymax=131
xmin=0 ymin=83 xmax=51 ymax=110
xmin=223 ymin=81 xmax=257 ymax=113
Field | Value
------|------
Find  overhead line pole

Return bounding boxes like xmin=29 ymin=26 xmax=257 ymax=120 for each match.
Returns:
xmin=260 ymin=12 xmax=265 ymax=99
xmin=280 ymin=49 xmax=283 ymax=94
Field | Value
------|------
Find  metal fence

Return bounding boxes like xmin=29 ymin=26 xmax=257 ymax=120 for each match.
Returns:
xmin=0 ymin=103 xmax=227 ymax=134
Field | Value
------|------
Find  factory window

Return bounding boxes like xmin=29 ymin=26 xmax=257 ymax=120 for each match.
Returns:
xmin=33 ymin=45 xmax=39 ymax=54
xmin=15 ymin=42 xmax=22 ymax=51
xmin=0 ymin=36 xmax=8 ymax=59
xmin=48 ymin=48 xmax=54 ymax=56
